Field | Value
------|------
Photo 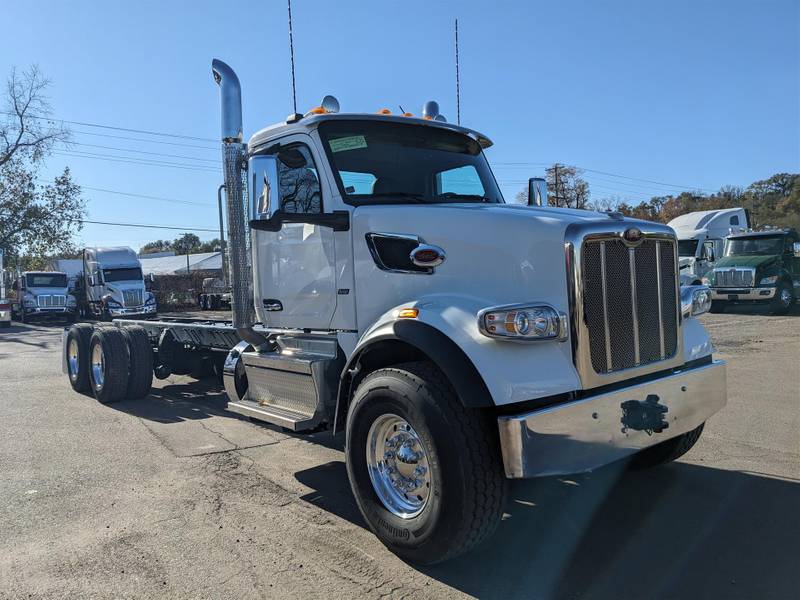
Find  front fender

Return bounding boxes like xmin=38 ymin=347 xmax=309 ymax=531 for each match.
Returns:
xmin=342 ymin=294 xmax=581 ymax=410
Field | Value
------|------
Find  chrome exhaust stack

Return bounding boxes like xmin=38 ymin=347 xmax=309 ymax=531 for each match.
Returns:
xmin=212 ymin=59 xmax=268 ymax=348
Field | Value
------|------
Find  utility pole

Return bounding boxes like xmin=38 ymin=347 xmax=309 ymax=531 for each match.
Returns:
xmin=553 ymin=163 xmax=561 ymax=207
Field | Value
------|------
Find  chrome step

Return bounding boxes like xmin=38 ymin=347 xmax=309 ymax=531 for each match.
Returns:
xmin=226 ymin=398 xmax=320 ymax=431
xmin=225 ymin=334 xmax=339 ymax=431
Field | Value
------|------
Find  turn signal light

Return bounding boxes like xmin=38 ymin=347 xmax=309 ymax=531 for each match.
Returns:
xmin=398 ymin=307 xmax=419 ymax=319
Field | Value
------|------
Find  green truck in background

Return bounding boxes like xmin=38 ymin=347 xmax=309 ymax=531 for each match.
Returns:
xmin=706 ymin=228 xmax=800 ymax=314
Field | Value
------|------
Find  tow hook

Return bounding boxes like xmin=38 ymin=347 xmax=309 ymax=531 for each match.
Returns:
xmin=620 ymin=394 xmax=669 ymax=435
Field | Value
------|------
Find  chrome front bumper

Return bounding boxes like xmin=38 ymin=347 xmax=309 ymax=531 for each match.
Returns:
xmin=497 ymin=360 xmax=726 ymax=478
xmin=710 ymin=287 xmax=775 ymax=300
xmin=109 ymin=305 xmax=157 ymax=317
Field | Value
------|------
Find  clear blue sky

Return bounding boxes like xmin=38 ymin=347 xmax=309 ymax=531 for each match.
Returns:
xmin=2 ymin=0 xmax=798 ymax=251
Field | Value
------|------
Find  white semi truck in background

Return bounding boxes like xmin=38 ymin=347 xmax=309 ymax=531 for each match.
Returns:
xmin=11 ymin=271 xmax=77 ymax=323
xmin=61 ymin=59 xmax=727 ymax=564
xmin=73 ymin=247 xmax=157 ymax=320
xmin=0 ymin=249 xmax=10 ymax=328
xmin=668 ymin=208 xmax=749 ymax=284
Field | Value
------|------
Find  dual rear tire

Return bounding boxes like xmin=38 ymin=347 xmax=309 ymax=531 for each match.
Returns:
xmin=66 ymin=324 xmax=153 ymax=402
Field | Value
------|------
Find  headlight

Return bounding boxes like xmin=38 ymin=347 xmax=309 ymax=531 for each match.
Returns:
xmin=103 ymin=296 xmax=122 ymax=307
xmin=23 ymin=298 xmax=36 ymax=307
xmin=478 ymin=304 xmax=568 ymax=341
xmin=66 ymin=295 xmax=77 ymax=306
xmin=145 ymin=292 xmax=156 ymax=305
xmin=701 ymin=276 xmax=711 ymax=286
xmin=759 ymin=275 xmax=779 ymax=285
xmin=681 ymin=285 xmax=712 ymax=317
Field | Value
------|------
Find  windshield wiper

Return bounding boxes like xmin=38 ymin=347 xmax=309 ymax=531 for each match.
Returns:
xmin=365 ymin=192 xmax=428 ymax=204
xmin=435 ymin=192 xmax=493 ymax=203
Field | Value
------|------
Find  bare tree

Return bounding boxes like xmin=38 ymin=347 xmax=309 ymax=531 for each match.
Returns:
xmin=546 ymin=163 xmax=590 ymax=209
xmin=1 ymin=66 xmax=69 ymax=167
xmin=0 ymin=66 xmax=84 ymax=269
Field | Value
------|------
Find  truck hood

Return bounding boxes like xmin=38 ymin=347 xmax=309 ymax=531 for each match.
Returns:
xmin=713 ymin=255 xmax=779 ymax=269
xmin=26 ymin=287 xmax=70 ymax=296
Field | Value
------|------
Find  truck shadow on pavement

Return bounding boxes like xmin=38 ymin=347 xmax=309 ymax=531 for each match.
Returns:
xmin=0 ymin=323 xmax=58 ymax=352
xmin=107 ymin=379 xmax=235 ymax=425
xmin=295 ymin=459 xmax=799 ymax=600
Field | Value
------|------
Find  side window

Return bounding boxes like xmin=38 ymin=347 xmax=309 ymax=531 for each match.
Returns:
xmin=435 ymin=165 xmax=486 ymax=197
xmin=275 ymin=145 xmax=322 ymax=214
xmin=730 ymin=215 xmax=739 ymax=226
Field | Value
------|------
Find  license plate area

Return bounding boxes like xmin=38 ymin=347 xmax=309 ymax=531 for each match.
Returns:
xmin=728 ymin=294 xmax=739 ymax=301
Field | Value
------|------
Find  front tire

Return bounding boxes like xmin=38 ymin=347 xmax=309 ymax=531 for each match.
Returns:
xmin=345 ymin=361 xmax=507 ymax=565
xmin=709 ymin=300 xmax=726 ymax=314
xmin=769 ymin=282 xmax=794 ymax=315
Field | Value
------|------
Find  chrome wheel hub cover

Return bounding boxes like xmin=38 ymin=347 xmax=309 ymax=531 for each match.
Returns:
xmin=366 ymin=414 xmax=432 ymax=519
xmin=68 ymin=339 xmax=80 ymax=380
xmin=91 ymin=343 xmax=105 ymax=389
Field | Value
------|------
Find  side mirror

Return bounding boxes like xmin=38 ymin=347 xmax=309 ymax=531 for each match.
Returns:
xmin=794 ymin=242 xmax=800 ymax=258
xmin=528 ymin=177 xmax=547 ymax=207
xmin=702 ymin=242 xmax=716 ymax=262
xmin=248 ymin=154 xmax=280 ymax=220
xmin=11 ymin=280 xmax=18 ymax=292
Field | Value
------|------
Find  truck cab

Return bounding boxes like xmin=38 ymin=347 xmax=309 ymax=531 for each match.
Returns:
xmin=62 ymin=59 xmax=727 ymax=565
xmin=668 ymin=208 xmax=748 ymax=284
xmin=12 ymin=271 xmax=77 ymax=323
xmin=78 ymin=247 xmax=157 ymax=320
xmin=706 ymin=228 xmax=800 ymax=314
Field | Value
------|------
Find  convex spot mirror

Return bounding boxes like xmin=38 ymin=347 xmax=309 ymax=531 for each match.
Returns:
xmin=248 ymin=154 xmax=280 ymax=220
xmin=793 ymin=241 xmax=800 ymax=258
xmin=528 ymin=177 xmax=547 ymax=207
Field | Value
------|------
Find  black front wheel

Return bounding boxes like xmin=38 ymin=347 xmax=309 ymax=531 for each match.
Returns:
xmin=345 ymin=361 xmax=507 ymax=565
xmin=709 ymin=300 xmax=726 ymax=314
xmin=769 ymin=282 xmax=794 ymax=315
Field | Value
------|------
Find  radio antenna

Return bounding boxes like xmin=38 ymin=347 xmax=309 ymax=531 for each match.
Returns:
xmin=288 ymin=0 xmax=298 ymax=114
xmin=455 ymin=18 xmax=461 ymax=125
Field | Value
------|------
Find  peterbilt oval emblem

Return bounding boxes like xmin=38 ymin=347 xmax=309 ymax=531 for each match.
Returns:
xmin=623 ymin=227 xmax=644 ymax=245
xmin=410 ymin=244 xmax=446 ymax=267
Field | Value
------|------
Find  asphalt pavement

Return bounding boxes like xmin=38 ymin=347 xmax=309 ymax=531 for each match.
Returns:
xmin=0 ymin=305 xmax=798 ymax=599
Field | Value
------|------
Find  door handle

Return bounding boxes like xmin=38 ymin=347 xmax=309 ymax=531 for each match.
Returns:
xmin=263 ymin=299 xmax=283 ymax=311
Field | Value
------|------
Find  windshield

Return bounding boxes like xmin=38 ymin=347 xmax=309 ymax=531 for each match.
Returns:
xmin=103 ymin=267 xmax=143 ymax=283
xmin=678 ymin=239 xmax=699 ymax=257
xmin=26 ymin=273 xmax=67 ymax=288
xmin=318 ymin=120 xmax=503 ymax=205
xmin=724 ymin=236 xmax=784 ymax=257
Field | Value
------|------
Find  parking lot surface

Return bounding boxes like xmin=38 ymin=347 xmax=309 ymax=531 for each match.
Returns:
xmin=0 ymin=307 xmax=798 ymax=599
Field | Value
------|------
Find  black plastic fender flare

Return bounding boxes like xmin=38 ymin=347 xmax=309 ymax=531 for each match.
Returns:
xmin=334 ymin=319 xmax=493 ymax=432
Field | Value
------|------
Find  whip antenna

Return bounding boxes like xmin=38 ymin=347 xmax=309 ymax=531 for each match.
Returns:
xmin=288 ymin=0 xmax=298 ymax=114
xmin=455 ymin=18 xmax=461 ymax=125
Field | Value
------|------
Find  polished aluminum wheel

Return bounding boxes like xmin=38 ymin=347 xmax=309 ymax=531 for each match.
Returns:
xmin=67 ymin=338 xmax=80 ymax=381
xmin=366 ymin=414 xmax=432 ymax=519
xmin=91 ymin=343 xmax=105 ymax=389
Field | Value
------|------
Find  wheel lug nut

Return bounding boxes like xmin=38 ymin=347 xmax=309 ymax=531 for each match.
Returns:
xmin=414 ymin=466 xmax=427 ymax=476
xmin=384 ymin=451 xmax=394 ymax=459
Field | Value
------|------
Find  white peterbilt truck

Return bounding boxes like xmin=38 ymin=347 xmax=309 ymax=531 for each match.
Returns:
xmin=62 ymin=59 xmax=726 ymax=564
xmin=73 ymin=246 xmax=157 ymax=320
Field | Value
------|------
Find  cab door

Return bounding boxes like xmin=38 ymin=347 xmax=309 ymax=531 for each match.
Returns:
xmin=251 ymin=135 xmax=337 ymax=330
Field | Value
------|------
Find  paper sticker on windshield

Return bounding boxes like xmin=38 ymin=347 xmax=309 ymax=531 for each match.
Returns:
xmin=329 ymin=135 xmax=367 ymax=153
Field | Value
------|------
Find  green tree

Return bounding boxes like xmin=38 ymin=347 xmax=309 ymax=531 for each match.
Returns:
xmin=172 ymin=233 xmax=201 ymax=255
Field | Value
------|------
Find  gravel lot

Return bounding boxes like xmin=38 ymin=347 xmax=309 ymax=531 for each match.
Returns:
xmin=0 ymin=306 xmax=798 ymax=599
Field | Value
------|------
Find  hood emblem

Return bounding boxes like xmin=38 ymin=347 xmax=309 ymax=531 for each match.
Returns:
xmin=622 ymin=227 xmax=644 ymax=245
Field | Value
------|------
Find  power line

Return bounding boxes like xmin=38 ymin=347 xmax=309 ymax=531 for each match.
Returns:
xmin=53 ymin=150 xmax=220 ymax=173
xmin=65 ymin=141 xmax=219 ymax=164
xmin=82 ymin=186 xmax=214 ymax=207
xmin=71 ymin=129 xmax=218 ymax=151
xmin=2 ymin=110 xmax=217 ymax=142
xmin=75 ymin=219 xmax=218 ymax=232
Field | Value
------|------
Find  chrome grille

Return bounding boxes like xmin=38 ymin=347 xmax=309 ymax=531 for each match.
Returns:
xmin=713 ymin=267 xmax=754 ymax=288
xmin=582 ymin=238 xmax=678 ymax=374
xmin=122 ymin=289 xmax=143 ymax=307
xmin=37 ymin=295 xmax=66 ymax=308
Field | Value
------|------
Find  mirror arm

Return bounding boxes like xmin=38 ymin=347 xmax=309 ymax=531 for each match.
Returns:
xmin=250 ymin=210 xmax=350 ymax=233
